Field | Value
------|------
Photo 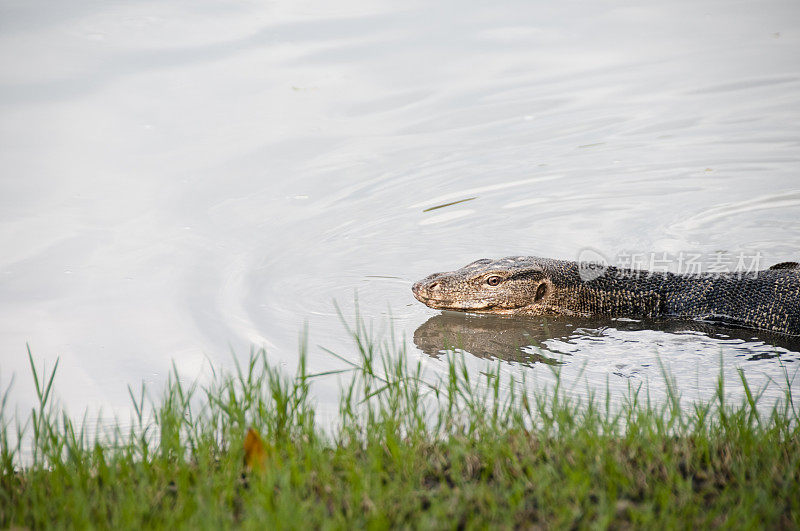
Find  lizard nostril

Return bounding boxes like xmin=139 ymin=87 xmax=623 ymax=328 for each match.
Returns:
xmin=429 ymin=282 xmax=439 ymax=290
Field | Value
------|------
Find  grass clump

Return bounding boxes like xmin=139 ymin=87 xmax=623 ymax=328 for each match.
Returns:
xmin=1 ymin=318 xmax=799 ymax=529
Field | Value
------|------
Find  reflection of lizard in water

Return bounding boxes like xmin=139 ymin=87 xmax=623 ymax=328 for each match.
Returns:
xmin=412 ymin=312 xmax=565 ymax=366
xmin=412 ymin=311 xmax=800 ymax=365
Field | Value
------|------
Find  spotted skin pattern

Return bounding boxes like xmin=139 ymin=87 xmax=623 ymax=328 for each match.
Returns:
xmin=412 ymin=256 xmax=800 ymax=336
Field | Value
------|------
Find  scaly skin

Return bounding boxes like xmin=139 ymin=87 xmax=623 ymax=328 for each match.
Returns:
xmin=412 ymin=256 xmax=800 ymax=336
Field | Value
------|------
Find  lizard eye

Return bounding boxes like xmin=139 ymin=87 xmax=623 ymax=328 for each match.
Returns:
xmin=486 ymin=275 xmax=503 ymax=286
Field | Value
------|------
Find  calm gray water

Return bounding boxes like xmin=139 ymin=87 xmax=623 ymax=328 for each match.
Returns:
xmin=1 ymin=0 xmax=799 ymax=420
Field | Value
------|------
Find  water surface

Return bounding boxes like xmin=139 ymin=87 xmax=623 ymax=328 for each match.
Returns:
xmin=1 ymin=0 xmax=799 ymax=418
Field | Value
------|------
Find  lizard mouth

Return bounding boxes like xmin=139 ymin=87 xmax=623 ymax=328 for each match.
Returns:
xmin=411 ymin=291 xmax=458 ymax=309
xmin=412 ymin=284 xmax=496 ymax=311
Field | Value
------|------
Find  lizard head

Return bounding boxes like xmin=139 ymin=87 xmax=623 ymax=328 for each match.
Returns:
xmin=412 ymin=257 xmax=556 ymax=313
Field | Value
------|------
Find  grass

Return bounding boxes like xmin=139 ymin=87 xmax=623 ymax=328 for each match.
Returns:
xmin=1 ymin=314 xmax=799 ymax=529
